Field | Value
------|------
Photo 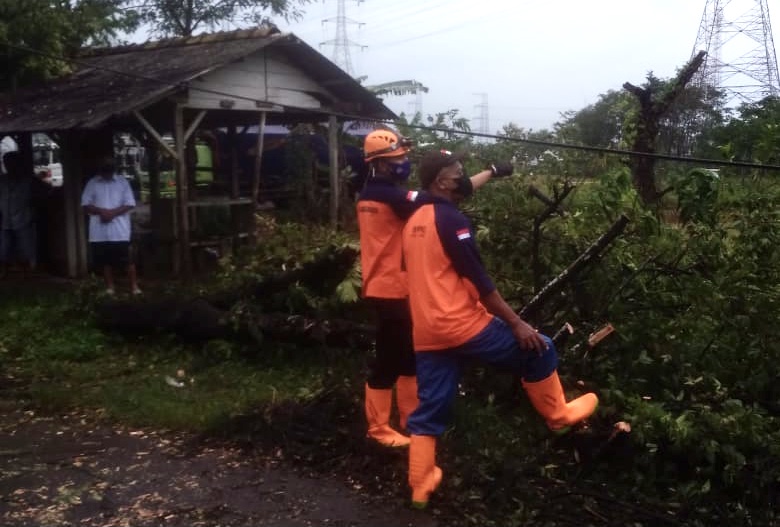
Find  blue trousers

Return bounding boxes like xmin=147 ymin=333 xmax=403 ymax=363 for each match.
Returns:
xmin=407 ymin=317 xmax=558 ymax=437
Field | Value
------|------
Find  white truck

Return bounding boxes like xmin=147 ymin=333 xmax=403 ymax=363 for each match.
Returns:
xmin=33 ymin=134 xmax=63 ymax=186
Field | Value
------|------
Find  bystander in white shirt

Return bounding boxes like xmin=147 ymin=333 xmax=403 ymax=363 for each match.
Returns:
xmin=80 ymin=173 xmax=136 ymax=242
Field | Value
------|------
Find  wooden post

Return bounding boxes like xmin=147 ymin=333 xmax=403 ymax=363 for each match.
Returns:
xmin=60 ymin=132 xmax=87 ymax=277
xmin=228 ymin=125 xmax=239 ymax=199
xmin=251 ymin=112 xmax=267 ymax=205
xmin=328 ymin=115 xmax=339 ymax=228
xmin=174 ymin=104 xmax=192 ymax=279
xmin=15 ymin=132 xmax=33 ymax=179
xmin=144 ymin=138 xmax=160 ymax=229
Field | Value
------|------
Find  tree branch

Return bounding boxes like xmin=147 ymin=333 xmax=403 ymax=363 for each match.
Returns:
xmin=521 ymin=214 xmax=630 ymax=320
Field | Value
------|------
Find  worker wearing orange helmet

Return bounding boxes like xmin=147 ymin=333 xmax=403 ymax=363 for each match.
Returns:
xmin=401 ymin=149 xmax=599 ymax=508
xmin=357 ymin=128 xmax=512 ymax=447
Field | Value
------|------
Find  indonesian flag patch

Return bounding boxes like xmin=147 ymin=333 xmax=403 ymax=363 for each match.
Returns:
xmin=456 ymin=228 xmax=471 ymax=240
xmin=406 ymin=190 xmax=419 ymax=201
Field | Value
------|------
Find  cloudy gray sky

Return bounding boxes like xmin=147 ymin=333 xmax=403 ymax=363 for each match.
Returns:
xmin=278 ymin=0 xmax=778 ymax=133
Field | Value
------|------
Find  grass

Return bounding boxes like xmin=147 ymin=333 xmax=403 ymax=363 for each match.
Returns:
xmin=0 ymin=282 xmax=362 ymax=432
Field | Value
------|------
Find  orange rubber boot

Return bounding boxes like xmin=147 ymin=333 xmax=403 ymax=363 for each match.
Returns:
xmin=395 ymin=375 xmax=419 ymax=430
xmin=409 ymin=435 xmax=442 ymax=509
xmin=522 ymin=371 xmax=598 ymax=433
xmin=365 ymin=384 xmax=410 ymax=447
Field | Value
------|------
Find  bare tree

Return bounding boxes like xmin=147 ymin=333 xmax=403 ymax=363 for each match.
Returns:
xmin=622 ymin=51 xmax=706 ymax=204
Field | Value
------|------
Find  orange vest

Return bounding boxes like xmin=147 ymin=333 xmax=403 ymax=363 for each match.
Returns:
xmin=357 ymin=199 xmax=408 ymax=299
xmin=403 ymin=203 xmax=493 ymax=351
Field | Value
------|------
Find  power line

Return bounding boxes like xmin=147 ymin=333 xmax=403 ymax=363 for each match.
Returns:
xmin=4 ymin=40 xmax=780 ymax=172
xmin=438 ymin=127 xmax=780 ymax=171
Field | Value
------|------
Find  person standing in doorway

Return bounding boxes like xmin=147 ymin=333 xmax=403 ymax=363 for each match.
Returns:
xmin=81 ymin=155 xmax=141 ymax=295
xmin=0 ymin=151 xmax=44 ymax=276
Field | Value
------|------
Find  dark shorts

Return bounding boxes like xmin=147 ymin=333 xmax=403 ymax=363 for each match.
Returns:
xmin=91 ymin=241 xmax=131 ymax=269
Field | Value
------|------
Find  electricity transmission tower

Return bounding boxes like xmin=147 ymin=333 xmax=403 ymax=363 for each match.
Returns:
xmin=407 ymin=91 xmax=423 ymax=117
xmin=473 ymin=93 xmax=489 ymax=141
xmin=320 ymin=0 xmax=365 ymax=76
xmin=692 ymin=0 xmax=780 ymax=105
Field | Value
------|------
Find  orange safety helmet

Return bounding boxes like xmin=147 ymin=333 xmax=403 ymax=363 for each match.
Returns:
xmin=363 ymin=129 xmax=412 ymax=162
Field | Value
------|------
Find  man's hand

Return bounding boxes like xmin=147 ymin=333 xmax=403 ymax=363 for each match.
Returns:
xmin=489 ymin=161 xmax=514 ymax=178
xmin=99 ymin=209 xmax=115 ymax=223
xmin=509 ymin=318 xmax=547 ymax=354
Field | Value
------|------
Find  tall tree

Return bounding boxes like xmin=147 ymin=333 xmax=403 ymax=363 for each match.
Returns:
xmin=707 ymin=95 xmax=780 ymax=165
xmin=622 ymin=50 xmax=706 ymax=204
xmin=554 ymin=90 xmax=636 ymax=178
xmin=128 ymin=0 xmax=311 ymax=37
xmin=0 ymin=0 xmax=137 ymax=92
xmin=556 ymin=90 xmax=633 ymax=150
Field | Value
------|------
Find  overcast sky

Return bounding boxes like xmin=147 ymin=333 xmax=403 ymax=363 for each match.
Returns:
xmin=277 ymin=0 xmax=778 ymax=134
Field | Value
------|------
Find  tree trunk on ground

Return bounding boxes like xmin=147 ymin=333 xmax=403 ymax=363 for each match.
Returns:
xmin=94 ymin=244 xmax=363 ymax=345
xmin=94 ymin=298 xmax=373 ymax=347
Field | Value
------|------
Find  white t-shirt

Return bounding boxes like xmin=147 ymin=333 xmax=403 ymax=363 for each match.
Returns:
xmin=80 ymin=174 xmax=136 ymax=242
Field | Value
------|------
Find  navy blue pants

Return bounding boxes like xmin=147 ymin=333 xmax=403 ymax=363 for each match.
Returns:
xmin=407 ymin=317 xmax=558 ymax=436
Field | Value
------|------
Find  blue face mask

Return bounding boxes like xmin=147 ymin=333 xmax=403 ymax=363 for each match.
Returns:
xmin=388 ymin=159 xmax=412 ymax=181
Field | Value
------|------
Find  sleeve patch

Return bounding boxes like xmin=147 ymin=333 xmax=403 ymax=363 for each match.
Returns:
xmin=406 ymin=190 xmax=419 ymax=202
xmin=456 ymin=228 xmax=471 ymax=240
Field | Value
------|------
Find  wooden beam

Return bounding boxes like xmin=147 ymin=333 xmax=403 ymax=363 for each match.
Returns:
xmin=133 ymin=110 xmax=178 ymax=160
xmin=174 ymin=105 xmax=192 ymax=279
xmin=183 ymin=110 xmax=206 ymax=143
xmin=60 ymin=132 xmax=87 ymax=277
xmin=328 ymin=115 xmax=339 ymax=228
xmin=228 ymin=125 xmax=239 ymax=199
xmin=251 ymin=111 xmax=267 ymax=205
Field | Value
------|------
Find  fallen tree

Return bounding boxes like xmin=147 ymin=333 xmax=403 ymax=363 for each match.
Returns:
xmin=94 ymin=244 xmax=364 ymax=345
xmin=96 ymin=216 xmax=629 ymax=354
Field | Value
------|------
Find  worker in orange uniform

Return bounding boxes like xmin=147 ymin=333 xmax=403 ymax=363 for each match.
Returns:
xmin=401 ymin=149 xmax=598 ymax=507
xmin=357 ymin=129 xmax=512 ymax=447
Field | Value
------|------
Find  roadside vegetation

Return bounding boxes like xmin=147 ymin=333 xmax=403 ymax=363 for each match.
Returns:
xmin=3 ymin=154 xmax=779 ymax=525
xmin=2 ymin=10 xmax=779 ymax=523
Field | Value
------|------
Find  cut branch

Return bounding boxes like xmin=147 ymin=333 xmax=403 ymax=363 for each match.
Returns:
xmin=530 ymin=182 xmax=575 ymax=289
xmin=521 ymin=214 xmax=630 ymax=321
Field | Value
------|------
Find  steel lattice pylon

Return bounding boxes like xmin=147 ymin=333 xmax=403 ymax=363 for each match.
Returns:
xmin=320 ymin=0 xmax=365 ymax=76
xmin=692 ymin=0 xmax=780 ymax=105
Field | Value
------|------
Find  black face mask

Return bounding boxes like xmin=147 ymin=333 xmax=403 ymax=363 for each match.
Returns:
xmin=455 ymin=176 xmax=473 ymax=199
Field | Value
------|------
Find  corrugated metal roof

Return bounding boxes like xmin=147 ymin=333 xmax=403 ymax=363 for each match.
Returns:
xmin=0 ymin=27 xmax=394 ymax=133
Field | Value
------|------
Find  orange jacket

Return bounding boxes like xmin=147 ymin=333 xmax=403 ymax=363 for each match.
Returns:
xmin=402 ymin=199 xmax=495 ymax=351
xmin=357 ymin=178 xmax=426 ymax=299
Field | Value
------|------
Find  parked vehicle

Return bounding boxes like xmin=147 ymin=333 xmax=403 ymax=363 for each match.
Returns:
xmin=159 ymin=141 xmax=214 ymax=196
xmin=33 ymin=135 xmax=63 ymax=186
xmin=137 ymin=139 xmax=215 ymax=200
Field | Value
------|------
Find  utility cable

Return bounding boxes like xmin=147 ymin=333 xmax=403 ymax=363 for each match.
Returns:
xmin=3 ymin=40 xmax=780 ymax=172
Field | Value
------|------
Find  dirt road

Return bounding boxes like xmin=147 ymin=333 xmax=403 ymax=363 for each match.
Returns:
xmin=0 ymin=405 xmax=439 ymax=527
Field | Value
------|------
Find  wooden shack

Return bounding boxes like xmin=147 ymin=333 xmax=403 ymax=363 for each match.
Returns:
xmin=0 ymin=26 xmax=395 ymax=278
